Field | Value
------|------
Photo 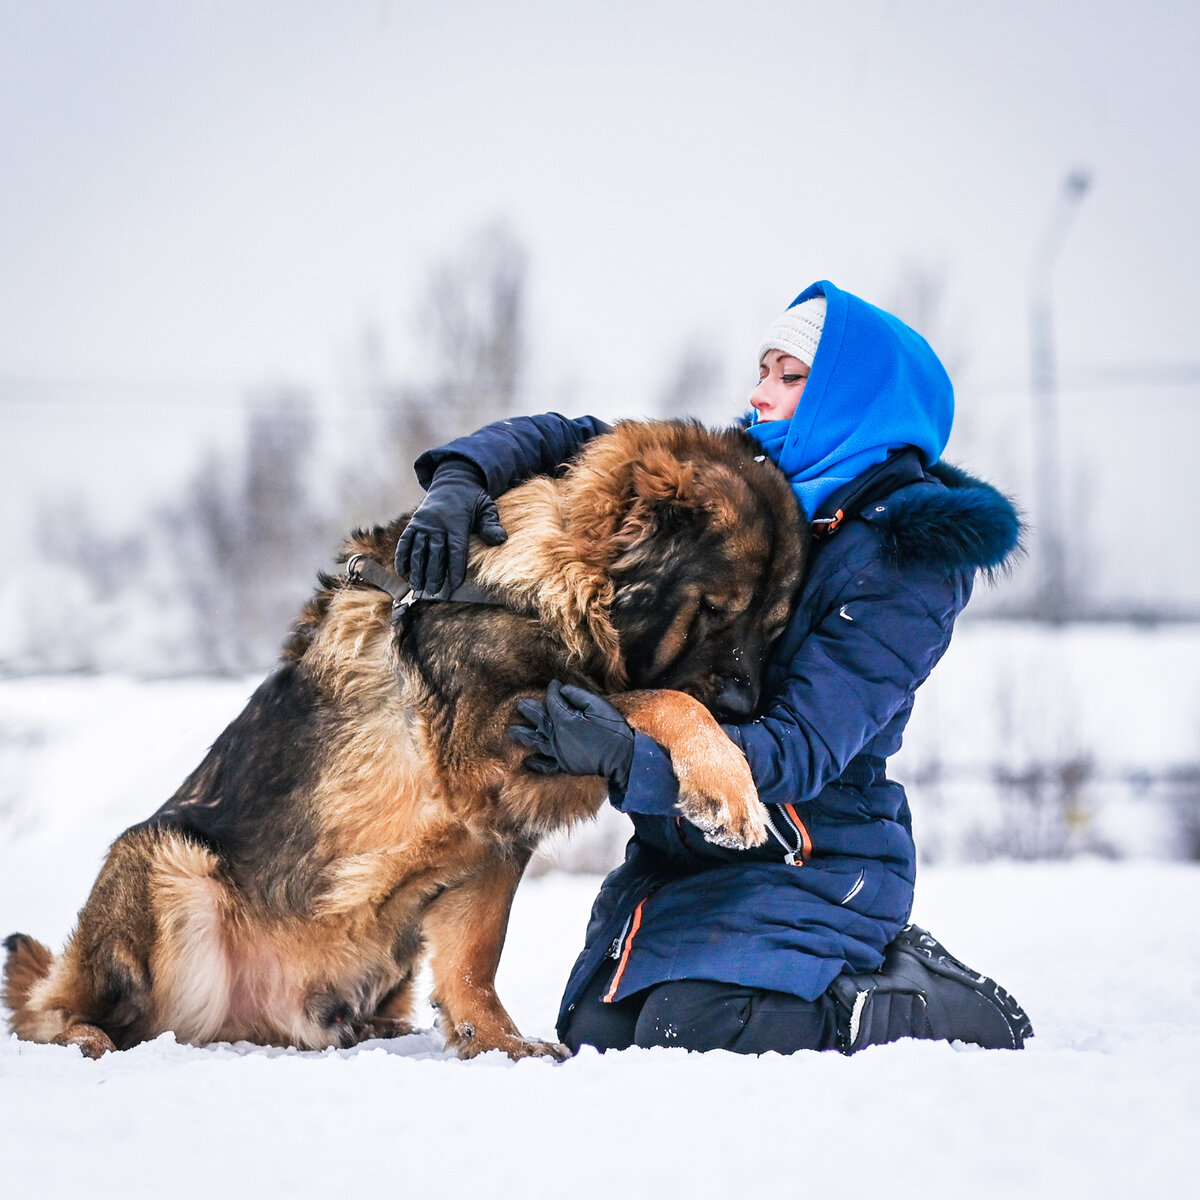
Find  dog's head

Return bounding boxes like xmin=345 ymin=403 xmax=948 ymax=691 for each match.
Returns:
xmin=567 ymin=421 xmax=807 ymax=722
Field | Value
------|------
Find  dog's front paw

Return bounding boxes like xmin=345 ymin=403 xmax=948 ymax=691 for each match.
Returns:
xmin=676 ymin=784 xmax=769 ymax=850
xmin=615 ymin=689 xmax=768 ymax=849
xmin=498 ymin=1035 xmax=572 ymax=1062
xmin=451 ymin=1022 xmax=571 ymax=1062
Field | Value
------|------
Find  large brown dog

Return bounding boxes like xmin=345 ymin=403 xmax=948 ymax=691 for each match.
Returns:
xmin=3 ymin=420 xmax=805 ymax=1060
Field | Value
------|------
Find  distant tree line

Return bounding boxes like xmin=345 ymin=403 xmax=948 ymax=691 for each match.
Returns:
xmin=11 ymin=236 xmax=1187 ymax=675
xmin=18 ymin=223 xmax=540 ymax=674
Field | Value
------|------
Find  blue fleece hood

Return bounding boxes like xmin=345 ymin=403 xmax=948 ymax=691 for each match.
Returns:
xmin=747 ymin=281 xmax=954 ymax=520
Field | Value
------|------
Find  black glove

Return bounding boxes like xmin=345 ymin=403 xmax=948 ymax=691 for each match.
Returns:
xmin=509 ymin=681 xmax=635 ymax=791
xmin=394 ymin=458 xmax=508 ymax=599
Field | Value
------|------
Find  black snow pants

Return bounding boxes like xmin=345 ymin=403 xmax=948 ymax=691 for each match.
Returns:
xmin=558 ymin=925 xmax=1033 ymax=1056
xmin=559 ymin=969 xmax=842 ymax=1055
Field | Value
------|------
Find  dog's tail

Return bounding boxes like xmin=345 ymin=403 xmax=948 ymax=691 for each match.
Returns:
xmin=2 ymin=932 xmax=54 ymax=1021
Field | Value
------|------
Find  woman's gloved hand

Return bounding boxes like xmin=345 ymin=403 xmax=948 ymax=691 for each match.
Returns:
xmin=509 ymin=681 xmax=635 ymax=792
xmin=394 ymin=458 xmax=508 ymax=598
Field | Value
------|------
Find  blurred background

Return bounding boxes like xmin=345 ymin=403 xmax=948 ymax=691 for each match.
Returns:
xmin=1 ymin=0 xmax=1197 ymax=866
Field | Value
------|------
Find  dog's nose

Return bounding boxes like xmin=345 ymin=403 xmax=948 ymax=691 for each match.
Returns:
xmin=714 ymin=676 xmax=758 ymax=721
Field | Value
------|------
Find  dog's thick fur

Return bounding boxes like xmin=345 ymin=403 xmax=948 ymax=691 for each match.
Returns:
xmin=3 ymin=421 xmax=805 ymax=1060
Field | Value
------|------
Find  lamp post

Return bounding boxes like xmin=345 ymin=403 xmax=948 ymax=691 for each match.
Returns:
xmin=1030 ymin=167 xmax=1091 ymax=622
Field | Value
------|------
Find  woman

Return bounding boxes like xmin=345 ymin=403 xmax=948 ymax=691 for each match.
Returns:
xmin=397 ymin=280 xmax=1032 ymax=1055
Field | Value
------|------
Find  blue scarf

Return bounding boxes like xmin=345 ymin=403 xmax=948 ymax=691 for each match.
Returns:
xmin=747 ymin=281 xmax=954 ymax=520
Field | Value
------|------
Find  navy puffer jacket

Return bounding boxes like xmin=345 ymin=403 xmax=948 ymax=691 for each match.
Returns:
xmin=558 ymin=453 xmax=1021 ymax=1025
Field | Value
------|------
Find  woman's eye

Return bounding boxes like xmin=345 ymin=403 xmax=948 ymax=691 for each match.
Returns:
xmin=782 ymin=374 xmax=804 ymax=384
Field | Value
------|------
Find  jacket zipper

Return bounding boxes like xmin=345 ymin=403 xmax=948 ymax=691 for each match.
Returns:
xmin=603 ymin=894 xmax=650 ymax=1003
xmin=766 ymin=803 xmax=813 ymax=866
xmin=763 ymin=809 xmax=802 ymax=865
xmin=608 ymin=913 xmax=633 ymax=960
xmin=779 ymin=803 xmax=813 ymax=864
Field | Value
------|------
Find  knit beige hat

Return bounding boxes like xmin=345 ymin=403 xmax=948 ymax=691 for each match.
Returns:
xmin=757 ymin=295 xmax=828 ymax=367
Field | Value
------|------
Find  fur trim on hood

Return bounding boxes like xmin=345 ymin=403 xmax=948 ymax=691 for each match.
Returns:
xmin=869 ymin=462 xmax=1025 ymax=580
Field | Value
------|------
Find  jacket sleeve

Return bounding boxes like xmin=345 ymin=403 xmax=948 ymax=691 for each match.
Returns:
xmin=414 ymin=413 xmax=612 ymax=497
xmin=613 ymin=548 xmax=966 ymax=817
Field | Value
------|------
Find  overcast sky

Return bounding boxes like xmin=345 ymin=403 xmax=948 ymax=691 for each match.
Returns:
xmin=2 ymin=0 xmax=1197 ymax=606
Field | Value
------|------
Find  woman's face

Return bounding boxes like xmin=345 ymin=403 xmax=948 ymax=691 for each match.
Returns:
xmin=751 ymin=349 xmax=810 ymax=423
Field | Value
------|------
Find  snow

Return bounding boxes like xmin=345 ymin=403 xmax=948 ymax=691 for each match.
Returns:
xmin=2 ymin=675 xmax=1198 ymax=1198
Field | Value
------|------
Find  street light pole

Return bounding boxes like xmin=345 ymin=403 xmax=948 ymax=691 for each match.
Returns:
xmin=1030 ymin=167 xmax=1091 ymax=622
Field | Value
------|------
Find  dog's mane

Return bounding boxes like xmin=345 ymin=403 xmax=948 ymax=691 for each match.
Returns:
xmin=473 ymin=468 xmax=625 ymax=684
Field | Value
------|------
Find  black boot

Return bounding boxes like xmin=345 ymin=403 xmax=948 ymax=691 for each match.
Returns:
xmin=828 ymin=925 xmax=1033 ymax=1053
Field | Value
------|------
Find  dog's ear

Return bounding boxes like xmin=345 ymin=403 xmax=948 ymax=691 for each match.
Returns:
xmin=612 ymin=449 xmax=703 ymax=552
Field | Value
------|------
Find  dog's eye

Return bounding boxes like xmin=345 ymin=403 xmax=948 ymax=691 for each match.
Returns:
xmin=700 ymin=599 xmax=725 ymax=622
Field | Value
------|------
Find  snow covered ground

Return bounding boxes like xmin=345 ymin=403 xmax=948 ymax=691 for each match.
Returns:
xmin=2 ymin=674 xmax=1198 ymax=1198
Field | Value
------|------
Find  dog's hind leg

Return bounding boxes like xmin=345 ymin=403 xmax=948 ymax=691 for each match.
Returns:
xmin=4 ymin=928 xmax=150 ymax=1056
xmin=425 ymin=848 xmax=568 ymax=1061
xmin=51 ymin=1022 xmax=118 ymax=1058
xmin=4 ymin=828 xmax=176 ymax=1054
xmin=3 ymin=932 xmax=117 ymax=1057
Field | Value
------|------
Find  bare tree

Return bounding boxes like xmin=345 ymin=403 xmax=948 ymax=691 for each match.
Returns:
xmin=22 ymin=223 xmax=536 ymax=675
xmin=21 ymin=495 xmax=147 ymax=673
xmin=156 ymin=387 xmax=327 ymax=671
xmin=420 ymin=218 xmax=527 ymax=425
xmin=342 ymin=220 xmax=533 ymax=528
